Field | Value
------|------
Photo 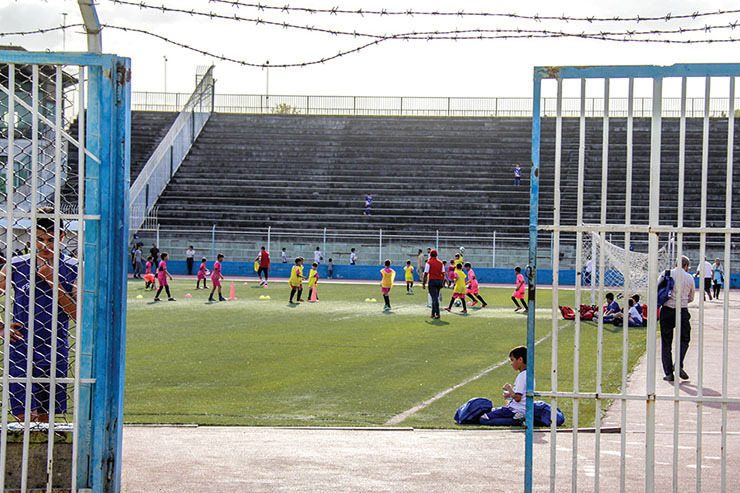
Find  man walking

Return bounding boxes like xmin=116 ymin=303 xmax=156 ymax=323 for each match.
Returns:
xmin=694 ymin=256 xmax=713 ymax=301
xmin=659 ymin=255 xmax=695 ymax=382
xmin=423 ymin=250 xmax=444 ymax=319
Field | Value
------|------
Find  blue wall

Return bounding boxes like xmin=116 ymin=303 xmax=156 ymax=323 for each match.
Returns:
xmin=134 ymin=260 xmax=740 ymax=289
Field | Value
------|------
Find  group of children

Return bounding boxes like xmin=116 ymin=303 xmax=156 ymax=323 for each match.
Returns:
xmin=288 ymin=257 xmax=320 ymax=304
xmin=145 ymin=253 xmax=227 ymax=303
xmin=601 ymin=292 xmax=644 ymax=326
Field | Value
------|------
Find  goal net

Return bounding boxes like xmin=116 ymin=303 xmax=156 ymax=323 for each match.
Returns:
xmin=581 ymin=232 xmax=672 ymax=304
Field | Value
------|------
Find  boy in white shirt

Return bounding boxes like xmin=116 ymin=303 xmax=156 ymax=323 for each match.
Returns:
xmin=480 ymin=346 xmax=534 ymax=424
xmin=627 ymin=298 xmax=643 ymax=327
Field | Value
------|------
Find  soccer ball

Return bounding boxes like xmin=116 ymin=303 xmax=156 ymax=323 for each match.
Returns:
xmin=459 ymin=247 xmax=465 ymax=254
xmin=454 ymin=300 xmax=462 ymax=307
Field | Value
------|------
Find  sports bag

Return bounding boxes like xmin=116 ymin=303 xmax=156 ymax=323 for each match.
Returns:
xmin=454 ymin=397 xmax=493 ymax=424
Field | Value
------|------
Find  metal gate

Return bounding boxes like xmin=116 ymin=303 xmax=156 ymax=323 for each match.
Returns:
xmin=527 ymin=64 xmax=740 ymax=492
xmin=1 ymin=50 xmax=129 ymax=491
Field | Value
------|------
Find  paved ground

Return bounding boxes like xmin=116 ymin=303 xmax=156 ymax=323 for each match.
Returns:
xmin=121 ymin=290 xmax=740 ymax=492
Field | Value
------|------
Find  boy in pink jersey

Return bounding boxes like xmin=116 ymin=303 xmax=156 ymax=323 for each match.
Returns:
xmin=154 ymin=252 xmax=175 ymax=301
xmin=511 ymin=266 xmax=528 ymax=312
xmin=464 ymin=262 xmax=488 ymax=307
xmin=208 ymin=253 xmax=226 ymax=302
xmin=196 ymin=257 xmax=209 ymax=290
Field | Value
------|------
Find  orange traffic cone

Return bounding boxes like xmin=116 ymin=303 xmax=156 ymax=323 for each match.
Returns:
xmin=228 ymin=281 xmax=237 ymax=300
xmin=308 ymin=287 xmax=318 ymax=302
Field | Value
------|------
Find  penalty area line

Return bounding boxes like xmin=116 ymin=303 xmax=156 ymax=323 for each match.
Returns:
xmin=384 ymin=319 xmax=575 ymax=426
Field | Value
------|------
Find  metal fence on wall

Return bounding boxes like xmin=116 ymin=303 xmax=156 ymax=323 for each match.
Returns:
xmin=132 ymin=92 xmax=740 ymax=118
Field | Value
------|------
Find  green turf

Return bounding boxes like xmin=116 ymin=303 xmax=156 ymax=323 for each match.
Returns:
xmin=124 ymin=279 xmax=647 ymax=428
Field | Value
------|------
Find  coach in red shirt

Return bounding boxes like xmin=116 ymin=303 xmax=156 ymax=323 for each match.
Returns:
xmin=257 ymin=246 xmax=270 ymax=286
xmin=423 ymin=249 xmax=445 ymax=319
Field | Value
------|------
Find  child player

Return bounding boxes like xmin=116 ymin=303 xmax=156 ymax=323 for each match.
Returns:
xmin=464 ymin=262 xmax=487 ymax=307
xmin=380 ymin=259 xmax=395 ymax=311
xmin=0 ymin=206 xmax=78 ymax=423
xmin=196 ymin=257 xmax=209 ymax=290
xmin=404 ymin=260 xmax=414 ymax=294
xmin=445 ymin=262 xmax=468 ymax=313
xmin=479 ymin=346 xmax=533 ymax=424
xmin=144 ymin=255 xmax=156 ymax=290
xmin=208 ymin=253 xmax=226 ymax=302
xmin=154 ymin=252 xmax=175 ymax=301
xmin=511 ymin=266 xmax=527 ymax=313
xmin=289 ymin=257 xmax=305 ymax=304
xmin=307 ymin=262 xmax=319 ymax=302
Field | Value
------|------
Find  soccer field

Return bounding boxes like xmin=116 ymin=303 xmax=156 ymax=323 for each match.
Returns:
xmin=124 ymin=279 xmax=647 ymax=428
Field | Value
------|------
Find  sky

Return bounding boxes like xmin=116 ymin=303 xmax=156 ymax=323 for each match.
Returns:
xmin=2 ymin=0 xmax=740 ymax=99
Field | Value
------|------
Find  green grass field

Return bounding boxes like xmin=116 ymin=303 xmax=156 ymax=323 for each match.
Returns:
xmin=124 ymin=279 xmax=647 ymax=428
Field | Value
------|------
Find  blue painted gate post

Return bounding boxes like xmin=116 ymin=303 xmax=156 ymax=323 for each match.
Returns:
xmin=77 ymin=55 xmax=131 ymax=492
xmin=525 ymin=67 xmax=544 ymax=493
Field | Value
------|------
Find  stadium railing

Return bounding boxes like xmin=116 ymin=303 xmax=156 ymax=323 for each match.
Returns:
xmin=131 ymin=93 xmax=740 ymax=118
xmin=129 ymin=67 xmax=215 ymax=232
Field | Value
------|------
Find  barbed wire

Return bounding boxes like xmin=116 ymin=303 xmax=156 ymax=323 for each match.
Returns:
xmin=206 ymin=0 xmax=740 ymax=24
xmin=4 ymin=22 xmax=740 ymax=69
xmin=109 ymin=1 xmax=740 ymax=41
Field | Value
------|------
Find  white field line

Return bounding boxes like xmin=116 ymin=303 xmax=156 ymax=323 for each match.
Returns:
xmin=384 ymin=319 xmax=575 ymax=426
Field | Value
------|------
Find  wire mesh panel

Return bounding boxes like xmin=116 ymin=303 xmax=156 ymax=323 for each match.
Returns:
xmin=528 ymin=64 xmax=740 ymax=492
xmin=0 ymin=51 xmax=130 ymax=492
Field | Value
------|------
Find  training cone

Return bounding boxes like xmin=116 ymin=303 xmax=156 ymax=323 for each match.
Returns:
xmin=309 ymin=289 xmax=318 ymax=303
xmin=365 ymin=298 xmax=371 ymax=302
xmin=228 ymin=281 xmax=237 ymax=300
xmin=273 ymin=280 xmax=279 ymax=284
xmin=243 ymin=282 xmax=249 ymax=286
xmin=371 ymin=298 xmax=377 ymax=302
xmin=259 ymin=295 xmax=266 ymax=300
xmin=135 ymin=294 xmax=143 ymax=299
xmin=185 ymin=293 xmax=192 ymax=298
xmin=265 ymin=295 xmax=271 ymax=300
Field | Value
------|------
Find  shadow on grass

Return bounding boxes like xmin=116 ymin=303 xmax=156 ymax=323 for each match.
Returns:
xmin=425 ymin=319 xmax=450 ymax=326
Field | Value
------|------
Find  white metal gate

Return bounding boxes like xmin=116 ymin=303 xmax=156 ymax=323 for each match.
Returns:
xmin=526 ymin=64 xmax=740 ymax=492
xmin=1 ymin=50 xmax=130 ymax=492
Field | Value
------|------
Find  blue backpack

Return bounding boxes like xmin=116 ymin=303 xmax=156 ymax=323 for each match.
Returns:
xmin=454 ymin=397 xmax=493 ymax=424
xmin=657 ymin=269 xmax=674 ymax=307
xmin=533 ymin=401 xmax=566 ymax=427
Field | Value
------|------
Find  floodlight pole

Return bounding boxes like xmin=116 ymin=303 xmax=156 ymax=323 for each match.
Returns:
xmin=77 ymin=0 xmax=102 ymax=53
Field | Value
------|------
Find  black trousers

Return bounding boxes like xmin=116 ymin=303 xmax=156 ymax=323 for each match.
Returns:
xmin=258 ymin=267 xmax=269 ymax=280
xmin=703 ymin=278 xmax=712 ymax=299
xmin=428 ymin=279 xmax=443 ymax=317
xmin=659 ymin=306 xmax=691 ymax=376
xmin=186 ymin=257 xmax=194 ymax=275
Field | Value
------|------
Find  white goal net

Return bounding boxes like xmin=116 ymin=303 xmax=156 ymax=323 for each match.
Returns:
xmin=581 ymin=231 xmax=673 ymax=304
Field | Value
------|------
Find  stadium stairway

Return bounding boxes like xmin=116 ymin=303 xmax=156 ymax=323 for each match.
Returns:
xmin=139 ymin=113 xmax=739 ymax=246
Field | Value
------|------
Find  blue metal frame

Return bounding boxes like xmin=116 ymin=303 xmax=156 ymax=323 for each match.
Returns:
xmin=1 ymin=50 xmax=130 ymax=492
xmin=527 ymin=61 xmax=740 ymax=493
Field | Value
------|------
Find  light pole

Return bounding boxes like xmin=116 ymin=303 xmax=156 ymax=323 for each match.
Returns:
xmin=163 ymin=55 xmax=168 ymax=94
xmin=62 ymin=13 xmax=68 ymax=51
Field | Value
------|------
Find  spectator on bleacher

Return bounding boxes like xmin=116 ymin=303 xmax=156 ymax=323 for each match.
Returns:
xmin=314 ymin=247 xmax=323 ymax=264
xmin=350 ymin=248 xmax=358 ymax=265
xmin=694 ymin=257 xmax=713 ymax=301
xmin=514 ymin=163 xmax=522 ymax=186
xmin=185 ymin=245 xmax=195 ymax=275
xmin=150 ymin=243 xmax=160 ymax=272
xmin=363 ymin=194 xmax=373 ymax=215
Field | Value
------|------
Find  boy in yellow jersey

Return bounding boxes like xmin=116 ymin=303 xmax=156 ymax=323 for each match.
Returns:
xmin=404 ymin=260 xmax=414 ymax=294
xmin=288 ymin=257 xmax=305 ymax=304
xmin=444 ymin=263 xmax=468 ymax=314
xmin=454 ymin=252 xmax=464 ymax=268
xmin=380 ymin=259 xmax=396 ymax=311
xmin=307 ymin=262 xmax=319 ymax=302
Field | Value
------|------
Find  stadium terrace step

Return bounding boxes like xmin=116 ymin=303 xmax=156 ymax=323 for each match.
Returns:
xmin=129 ymin=112 xmax=740 ymax=243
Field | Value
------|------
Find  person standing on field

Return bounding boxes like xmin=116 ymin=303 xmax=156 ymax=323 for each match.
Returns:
xmin=185 ymin=245 xmax=195 ymax=276
xmin=659 ymin=255 xmax=695 ymax=382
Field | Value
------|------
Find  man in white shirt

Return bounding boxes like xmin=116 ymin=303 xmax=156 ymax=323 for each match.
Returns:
xmin=313 ymin=247 xmax=322 ymax=264
xmin=349 ymin=248 xmax=357 ymax=265
xmin=694 ymin=257 xmax=714 ymax=301
xmin=659 ymin=255 xmax=695 ymax=382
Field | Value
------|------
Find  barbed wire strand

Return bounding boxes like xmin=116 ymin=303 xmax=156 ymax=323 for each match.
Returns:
xmin=206 ymin=0 xmax=740 ymax=24
xmin=3 ymin=24 xmax=740 ymax=69
xmin=109 ymin=1 xmax=740 ymax=41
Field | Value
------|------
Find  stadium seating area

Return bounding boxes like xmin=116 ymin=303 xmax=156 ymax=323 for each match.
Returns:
xmin=123 ymin=112 xmax=739 ymax=243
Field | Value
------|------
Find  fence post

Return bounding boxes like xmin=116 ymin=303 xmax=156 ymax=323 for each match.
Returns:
xmin=379 ymin=229 xmax=382 ymax=265
xmin=156 ymin=223 xmax=160 ymax=248
xmin=323 ymin=227 xmax=326 ymax=264
xmin=307 ymin=95 xmax=310 ymax=114
xmin=447 ymin=97 xmax=451 ymax=116
xmin=435 ymin=230 xmax=439 ymax=251
xmin=211 ymin=224 xmax=216 ymax=260
xmin=400 ymin=97 xmax=403 ymax=116
xmin=267 ymin=225 xmax=271 ymax=253
xmin=493 ymin=231 xmax=496 ymax=268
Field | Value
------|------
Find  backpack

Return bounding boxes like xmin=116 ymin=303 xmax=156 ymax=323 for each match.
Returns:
xmin=533 ymin=401 xmax=566 ymax=426
xmin=454 ymin=397 xmax=493 ymax=424
xmin=579 ymin=304 xmax=595 ymax=321
xmin=657 ymin=270 xmax=674 ymax=307
xmin=559 ymin=306 xmax=575 ymax=320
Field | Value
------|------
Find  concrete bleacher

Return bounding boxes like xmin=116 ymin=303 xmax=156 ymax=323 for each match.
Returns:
xmin=148 ymin=113 xmax=740 ymax=240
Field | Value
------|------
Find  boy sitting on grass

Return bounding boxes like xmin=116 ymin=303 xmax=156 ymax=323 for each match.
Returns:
xmin=480 ymin=346 xmax=534 ymax=425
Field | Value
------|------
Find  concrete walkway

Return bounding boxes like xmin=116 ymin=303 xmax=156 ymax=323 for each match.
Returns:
xmin=121 ymin=293 xmax=740 ymax=492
